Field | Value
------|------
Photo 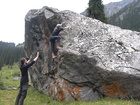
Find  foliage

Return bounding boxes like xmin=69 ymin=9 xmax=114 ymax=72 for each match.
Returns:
xmin=0 ymin=73 xmax=4 ymax=89
xmin=12 ymin=71 xmax=20 ymax=77
xmin=109 ymin=0 xmax=140 ymax=32
xmin=0 ymin=41 xmax=25 ymax=70
xmin=117 ymin=41 xmax=124 ymax=46
xmin=87 ymin=0 xmax=107 ymax=23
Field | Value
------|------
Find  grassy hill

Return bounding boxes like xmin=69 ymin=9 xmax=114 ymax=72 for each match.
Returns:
xmin=0 ymin=63 xmax=140 ymax=105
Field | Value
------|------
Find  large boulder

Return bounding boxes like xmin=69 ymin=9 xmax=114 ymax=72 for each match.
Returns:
xmin=24 ymin=6 xmax=140 ymax=101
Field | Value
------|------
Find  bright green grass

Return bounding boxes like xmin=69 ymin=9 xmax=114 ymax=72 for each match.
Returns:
xmin=0 ymin=63 xmax=20 ymax=88
xmin=0 ymin=64 xmax=140 ymax=105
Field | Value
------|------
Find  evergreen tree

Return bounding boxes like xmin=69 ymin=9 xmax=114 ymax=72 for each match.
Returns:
xmin=0 ymin=41 xmax=25 ymax=69
xmin=87 ymin=0 xmax=107 ymax=23
xmin=0 ymin=57 xmax=3 ymax=70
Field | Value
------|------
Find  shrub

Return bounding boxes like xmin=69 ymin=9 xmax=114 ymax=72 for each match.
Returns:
xmin=12 ymin=71 xmax=20 ymax=77
xmin=0 ymin=73 xmax=4 ymax=89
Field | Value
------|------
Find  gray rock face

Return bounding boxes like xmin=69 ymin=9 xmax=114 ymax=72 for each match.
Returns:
xmin=25 ymin=6 xmax=140 ymax=101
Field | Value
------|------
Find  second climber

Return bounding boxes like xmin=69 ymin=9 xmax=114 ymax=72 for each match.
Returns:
xmin=50 ymin=24 xmax=69 ymax=59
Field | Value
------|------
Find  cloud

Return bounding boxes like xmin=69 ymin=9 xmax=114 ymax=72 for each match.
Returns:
xmin=0 ymin=0 xmax=121 ymax=44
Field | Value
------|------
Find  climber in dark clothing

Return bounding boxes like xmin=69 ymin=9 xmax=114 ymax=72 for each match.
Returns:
xmin=50 ymin=24 xmax=69 ymax=59
xmin=15 ymin=52 xmax=39 ymax=105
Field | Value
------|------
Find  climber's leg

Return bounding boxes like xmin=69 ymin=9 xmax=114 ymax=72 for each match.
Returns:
xmin=52 ymin=52 xmax=57 ymax=59
xmin=56 ymin=42 xmax=62 ymax=50
xmin=50 ymin=36 xmax=57 ymax=59
xmin=15 ymin=86 xmax=22 ymax=105
xmin=55 ymin=36 xmax=62 ymax=50
xmin=19 ymin=84 xmax=28 ymax=105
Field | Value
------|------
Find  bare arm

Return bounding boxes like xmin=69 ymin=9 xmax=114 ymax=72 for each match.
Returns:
xmin=27 ymin=55 xmax=32 ymax=64
xmin=63 ymin=26 xmax=69 ymax=29
xmin=33 ymin=52 xmax=39 ymax=62
xmin=21 ymin=52 xmax=39 ymax=69
xmin=59 ymin=26 xmax=69 ymax=34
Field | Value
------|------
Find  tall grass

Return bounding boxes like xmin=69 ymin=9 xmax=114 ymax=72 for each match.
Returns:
xmin=0 ymin=63 xmax=20 ymax=88
xmin=0 ymin=63 xmax=140 ymax=105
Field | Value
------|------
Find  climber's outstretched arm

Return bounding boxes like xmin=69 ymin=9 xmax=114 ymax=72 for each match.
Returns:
xmin=27 ymin=55 xmax=32 ymax=64
xmin=33 ymin=52 xmax=39 ymax=61
xmin=63 ymin=26 xmax=69 ymax=29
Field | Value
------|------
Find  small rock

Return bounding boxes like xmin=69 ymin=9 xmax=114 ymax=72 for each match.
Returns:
xmin=6 ymin=86 xmax=12 ymax=90
xmin=13 ymin=76 xmax=21 ymax=80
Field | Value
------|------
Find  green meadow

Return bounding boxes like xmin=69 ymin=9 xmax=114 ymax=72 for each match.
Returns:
xmin=0 ymin=63 xmax=139 ymax=105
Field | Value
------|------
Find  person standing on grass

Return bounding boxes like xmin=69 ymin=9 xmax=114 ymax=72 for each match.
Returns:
xmin=50 ymin=24 xmax=69 ymax=59
xmin=15 ymin=52 xmax=39 ymax=105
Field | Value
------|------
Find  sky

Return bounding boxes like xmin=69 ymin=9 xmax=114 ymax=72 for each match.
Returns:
xmin=0 ymin=0 xmax=122 ymax=45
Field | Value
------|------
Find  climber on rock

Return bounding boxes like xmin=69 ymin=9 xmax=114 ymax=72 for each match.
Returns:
xmin=50 ymin=23 xmax=69 ymax=59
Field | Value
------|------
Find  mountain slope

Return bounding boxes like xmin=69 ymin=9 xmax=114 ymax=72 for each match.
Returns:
xmin=109 ymin=0 xmax=140 ymax=32
xmin=105 ymin=0 xmax=134 ymax=17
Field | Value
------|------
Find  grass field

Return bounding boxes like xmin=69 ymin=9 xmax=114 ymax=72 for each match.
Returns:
xmin=0 ymin=64 xmax=140 ymax=105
